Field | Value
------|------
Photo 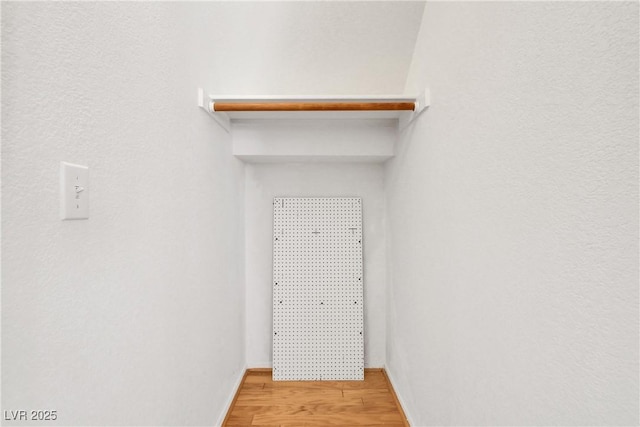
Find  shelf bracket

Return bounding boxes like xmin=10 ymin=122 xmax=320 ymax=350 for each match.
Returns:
xmin=398 ymin=88 xmax=430 ymax=132
xmin=197 ymin=88 xmax=231 ymax=133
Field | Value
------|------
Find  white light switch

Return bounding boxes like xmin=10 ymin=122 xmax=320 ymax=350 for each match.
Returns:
xmin=60 ymin=162 xmax=89 ymax=220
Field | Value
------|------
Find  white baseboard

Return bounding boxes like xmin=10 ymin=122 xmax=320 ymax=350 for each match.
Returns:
xmin=215 ymin=366 xmax=247 ymax=427
xmin=384 ymin=366 xmax=416 ymax=426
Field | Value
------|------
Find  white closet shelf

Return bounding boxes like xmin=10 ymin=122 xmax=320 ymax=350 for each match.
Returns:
xmin=197 ymin=89 xmax=430 ymax=132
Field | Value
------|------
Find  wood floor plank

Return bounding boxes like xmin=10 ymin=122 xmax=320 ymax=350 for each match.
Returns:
xmin=262 ymin=378 xmax=388 ymax=390
xmin=236 ymin=388 xmax=343 ymax=399
xmin=229 ymin=404 xmax=406 ymax=416
xmin=224 ymin=414 xmax=253 ymax=426
xmin=262 ymin=381 xmax=347 ymax=390
xmin=241 ymin=382 xmax=266 ymax=390
xmin=223 ymin=369 xmax=409 ymax=427
xmin=235 ymin=396 xmax=364 ymax=406
xmin=381 ymin=369 xmax=410 ymax=426
xmin=252 ymin=413 xmax=404 ymax=426
xmin=343 ymin=389 xmax=393 ymax=398
xmin=362 ymin=396 xmax=401 ymax=407
xmin=221 ymin=370 xmax=250 ymax=426
xmin=278 ymin=425 xmax=405 ymax=427
xmin=244 ymin=376 xmax=272 ymax=384
xmin=341 ymin=379 xmax=387 ymax=389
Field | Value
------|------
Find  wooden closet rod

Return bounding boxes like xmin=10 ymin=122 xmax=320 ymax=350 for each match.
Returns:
xmin=212 ymin=101 xmax=416 ymax=112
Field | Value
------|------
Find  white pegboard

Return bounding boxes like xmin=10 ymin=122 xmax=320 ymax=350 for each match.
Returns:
xmin=273 ymin=197 xmax=364 ymax=381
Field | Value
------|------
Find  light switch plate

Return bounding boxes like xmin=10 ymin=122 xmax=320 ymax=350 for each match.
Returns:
xmin=60 ymin=162 xmax=89 ymax=220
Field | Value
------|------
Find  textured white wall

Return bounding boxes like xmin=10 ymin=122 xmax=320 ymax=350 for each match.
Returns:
xmin=2 ymin=3 xmax=245 ymax=426
xmin=245 ymin=163 xmax=386 ymax=368
xmin=191 ymin=2 xmax=424 ymax=95
xmin=386 ymin=2 xmax=639 ymax=425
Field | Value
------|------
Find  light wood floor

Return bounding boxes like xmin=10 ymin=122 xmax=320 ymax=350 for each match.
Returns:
xmin=223 ymin=368 xmax=409 ymax=427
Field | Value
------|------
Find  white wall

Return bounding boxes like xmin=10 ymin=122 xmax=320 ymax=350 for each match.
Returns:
xmin=386 ymin=2 xmax=639 ymax=425
xmin=192 ymin=2 xmax=424 ymax=96
xmin=245 ymin=163 xmax=386 ymax=368
xmin=2 ymin=3 xmax=245 ymax=426
xmin=233 ymin=120 xmax=396 ymax=163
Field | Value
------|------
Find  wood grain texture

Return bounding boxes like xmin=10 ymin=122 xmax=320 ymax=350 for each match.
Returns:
xmin=213 ymin=102 xmax=415 ymax=112
xmin=222 ymin=368 xmax=409 ymax=427
xmin=222 ymin=370 xmax=250 ymax=427
xmin=381 ymin=369 xmax=410 ymax=425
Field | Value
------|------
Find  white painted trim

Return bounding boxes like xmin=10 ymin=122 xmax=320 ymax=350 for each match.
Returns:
xmin=198 ymin=87 xmax=430 ymax=132
xmin=398 ymin=88 xmax=430 ymax=131
xmin=385 ymin=366 xmax=416 ymax=427
xmin=197 ymin=87 xmax=231 ymax=132
xmin=214 ymin=366 xmax=247 ymax=427
xmin=209 ymin=94 xmax=418 ymax=102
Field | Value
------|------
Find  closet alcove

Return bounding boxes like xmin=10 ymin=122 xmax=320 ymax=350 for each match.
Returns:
xmin=197 ymin=88 xmax=429 ymax=379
